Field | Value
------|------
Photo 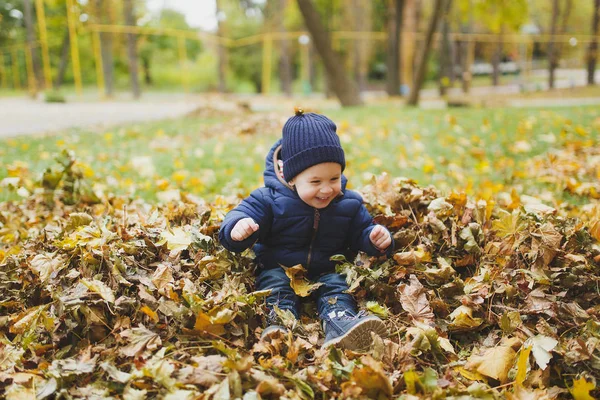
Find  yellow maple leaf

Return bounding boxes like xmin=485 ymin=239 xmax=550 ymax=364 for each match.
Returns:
xmin=156 ymin=227 xmax=192 ymax=254
xmin=194 ymin=312 xmax=226 ymax=335
xmin=351 ymin=356 xmax=393 ymax=397
xmin=515 ymin=345 xmax=531 ymax=386
xmin=284 ymin=265 xmax=322 ymax=297
xmin=588 ymin=206 xmax=600 ymax=242
xmin=466 ymin=343 xmax=517 ymax=383
xmin=570 ymin=377 xmax=595 ymax=400
xmin=140 ymin=306 xmax=159 ymax=323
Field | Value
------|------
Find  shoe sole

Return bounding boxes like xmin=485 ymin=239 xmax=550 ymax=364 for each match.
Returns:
xmin=322 ymin=317 xmax=388 ymax=352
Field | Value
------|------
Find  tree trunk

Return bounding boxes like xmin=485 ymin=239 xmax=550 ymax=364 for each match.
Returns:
xmin=438 ymin=0 xmax=453 ymax=96
xmin=216 ymin=0 xmax=227 ymax=93
xmin=142 ymin=56 xmax=152 ymax=85
xmin=588 ymin=0 xmax=600 ymax=85
xmin=278 ymin=0 xmax=292 ymax=96
xmin=349 ymin=0 xmax=371 ymax=93
xmin=548 ymin=0 xmax=560 ymax=89
xmin=309 ymin=42 xmax=318 ymax=89
xmin=402 ymin=0 xmax=417 ymax=93
xmin=491 ymin=29 xmax=503 ymax=87
xmin=386 ymin=0 xmax=404 ymax=96
xmin=123 ymin=0 xmax=140 ymax=98
xmin=96 ymin=0 xmax=114 ymax=97
xmin=23 ymin=0 xmax=43 ymax=91
xmin=407 ymin=0 xmax=445 ymax=106
xmin=55 ymin=28 xmax=70 ymax=88
xmin=296 ymin=0 xmax=363 ymax=106
xmin=461 ymin=0 xmax=474 ymax=93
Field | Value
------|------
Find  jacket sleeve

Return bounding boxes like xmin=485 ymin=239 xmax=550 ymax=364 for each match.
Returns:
xmin=348 ymin=196 xmax=395 ymax=257
xmin=218 ymin=188 xmax=272 ymax=253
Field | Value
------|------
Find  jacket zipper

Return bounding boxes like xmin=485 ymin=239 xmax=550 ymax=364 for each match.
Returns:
xmin=306 ymin=209 xmax=320 ymax=269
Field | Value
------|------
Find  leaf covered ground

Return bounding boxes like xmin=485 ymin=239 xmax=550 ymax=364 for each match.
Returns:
xmin=0 ymin=105 xmax=599 ymax=399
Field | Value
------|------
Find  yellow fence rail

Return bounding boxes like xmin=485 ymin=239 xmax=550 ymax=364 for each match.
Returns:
xmin=1 ymin=0 xmax=600 ymax=97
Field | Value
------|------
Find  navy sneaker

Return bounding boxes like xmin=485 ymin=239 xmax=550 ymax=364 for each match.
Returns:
xmin=322 ymin=310 xmax=387 ymax=351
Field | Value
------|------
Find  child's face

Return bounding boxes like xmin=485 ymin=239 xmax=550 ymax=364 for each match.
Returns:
xmin=290 ymin=162 xmax=342 ymax=209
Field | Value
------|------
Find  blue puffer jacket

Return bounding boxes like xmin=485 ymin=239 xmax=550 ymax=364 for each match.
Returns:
xmin=218 ymin=140 xmax=394 ymax=278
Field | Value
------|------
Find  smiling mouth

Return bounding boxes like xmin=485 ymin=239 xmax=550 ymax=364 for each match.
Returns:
xmin=316 ymin=196 xmax=330 ymax=201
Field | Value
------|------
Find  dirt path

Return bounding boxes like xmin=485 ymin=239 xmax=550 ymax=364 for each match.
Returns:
xmin=0 ymin=97 xmax=204 ymax=138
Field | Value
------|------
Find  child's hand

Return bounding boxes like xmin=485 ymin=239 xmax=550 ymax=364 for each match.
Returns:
xmin=231 ymin=218 xmax=259 ymax=241
xmin=370 ymin=225 xmax=391 ymax=251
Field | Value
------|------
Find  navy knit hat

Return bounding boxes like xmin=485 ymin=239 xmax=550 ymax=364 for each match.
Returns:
xmin=281 ymin=108 xmax=345 ymax=181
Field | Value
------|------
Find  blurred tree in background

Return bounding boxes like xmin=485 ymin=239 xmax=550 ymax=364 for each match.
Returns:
xmin=0 ymin=0 xmax=599 ymax=101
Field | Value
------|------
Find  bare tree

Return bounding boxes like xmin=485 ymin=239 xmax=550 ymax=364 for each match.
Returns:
xmin=124 ymin=0 xmax=140 ymax=98
xmin=438 ymin=0 xmax=453 ymax=96
xmin=460 ymin=0 xmax=474 ymax=94
xmin=548 ymin=0 xmax=560 ymax=89
xmin=216 ymin=0 xmax=227 ymax=93
xmin=349 ymin=0 xmax=372 ymax=92
xmin=23 ymin=0 xmax=43 ymax=91
xmin=278 ymin=0 xmax=292 ymax=96
xmin=386 ymin=0 xmax=404 ymax=96
xmin=491 ymin=25 xmax=503 ymax=87
xmin=96 ymin=0 xmax=115 ymax=97
xmin=296 ymin=0 xmax=362 ymax=106
xmin=408 ymin=0 xmax=445 ymax=106
xmin=54 ymin=28 xmax=70 ymax=88
xmin=588 ymin=0 xmax=600 ymax=85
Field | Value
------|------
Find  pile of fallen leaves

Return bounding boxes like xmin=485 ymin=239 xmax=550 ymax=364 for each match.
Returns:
xmin=0 ymin=151 xmax=599 ymax=399
xmin=525 ymin=139 xmax=600 ymax=200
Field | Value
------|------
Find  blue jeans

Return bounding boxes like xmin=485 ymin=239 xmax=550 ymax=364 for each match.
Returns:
xmin=255 ymin=267 xmax=358 ymax=321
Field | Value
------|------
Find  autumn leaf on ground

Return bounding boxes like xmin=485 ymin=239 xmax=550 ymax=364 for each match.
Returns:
xmin=570 ymin=377 xmax=596 ymax=400
xmin=156 ymin=226 xmax=192 ymax=256
xmin=343 ymin=356 xmax=392 ymax=398
xmin=465 ymin=338 xmax=520 ymax=383
xmin=193 ymin=311 xmax=227 ymax=335
xmin=81 ymin=279 xmax=115 ymax=304
xmin=525 ymin=335 xmax=558 ymax=370
xmin=29 ymin=253 xmax=65 ymax=283
xmin=284 ymin=264 xmax=323 ymax=297
xmin=119 ymin=324 xmax=162 ymax=357
xmin=587 ymin=205 xmax=600 ymax=242
xmin=448 ymin=305 xmax=483 ymax=331
xmin=492 ymin=209 xmax=526 ymax=249
xmin=398 ymin=274 xmax=434 ymax=323
xmin=393 ymin=246 xmax=432 ymax=266
xmin=515 ymin=345 xmax=532 ymax=386
xmin=10 ymin=304 xmax=51 ymax=334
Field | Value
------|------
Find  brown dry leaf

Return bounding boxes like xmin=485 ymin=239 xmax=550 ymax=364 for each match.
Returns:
xmin=29 ymin=253 xmax=64 ymax=283
xmin=81 ymin=279 xmax=115 ymax=304
xmin=194 ymin=312 xmax=226 ymax=335
xmin=398 ymin=275 xmax=434 ymax=323
xmin=394 ymin=246 xmax=432 ymax=266
xmin=151 ymin=263 xmax=174 ymax=291
xmin=284 ymin=264 xmax=323 ymax=297
xmin=349 ymin=356 xmax=393 ymax=397
xmin=466 ymin=342 xmax=518 ymax=383
xmin=9 ymin=305 xmax=50 ymax=335
xmin=588 ymin=205 xmax=600 ymax=241
xmin=448 ymin=305 xmax=483 ymax=331
xmin=119 ymin=324 xmax=162 ymax=357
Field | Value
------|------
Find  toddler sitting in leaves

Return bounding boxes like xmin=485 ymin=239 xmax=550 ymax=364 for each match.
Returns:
xmin=219 ymin=108 xmax=393 ymax=351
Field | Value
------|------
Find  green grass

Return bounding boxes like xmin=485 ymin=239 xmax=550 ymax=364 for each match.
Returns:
xmin=1 ymin=104 xmax=599 ymax=203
